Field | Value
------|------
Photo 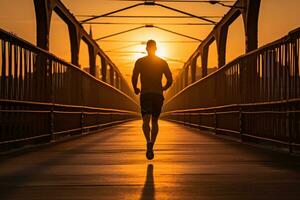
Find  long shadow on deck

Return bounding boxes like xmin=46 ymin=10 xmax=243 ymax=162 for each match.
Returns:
xmin=140 ymin=164 xmax=155 ymax=200
xmin=0 ymin=130 xmax=120 ymax=199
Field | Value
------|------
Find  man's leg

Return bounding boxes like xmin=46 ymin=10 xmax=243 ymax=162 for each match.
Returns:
xmin=151 ymin=116 xmax=159 ymax=145
xmin=151 ymin=94 xmax=163 ymax=146
xmin=142 ymin=114 xmax=151 ymax=143
xmin=143 ymin=114 xmax=154 ymax=160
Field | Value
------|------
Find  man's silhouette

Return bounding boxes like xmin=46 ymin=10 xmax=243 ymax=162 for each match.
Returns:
xmin=132 ymin=40 xmax=173 ymax=160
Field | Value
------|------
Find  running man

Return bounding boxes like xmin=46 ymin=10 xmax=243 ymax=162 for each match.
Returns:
xmin=132 ymin=40 xmax=173 ymax=160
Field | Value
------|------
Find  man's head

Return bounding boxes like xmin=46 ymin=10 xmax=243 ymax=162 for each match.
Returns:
xmin=146 ymin=40 xmax=157 ymax=56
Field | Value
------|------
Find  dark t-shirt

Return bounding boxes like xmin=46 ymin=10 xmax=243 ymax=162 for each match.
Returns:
xmin=132 ymin=55 xmax=172 ymax=95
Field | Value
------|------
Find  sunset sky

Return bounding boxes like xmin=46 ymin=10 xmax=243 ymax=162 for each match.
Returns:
xmin=0 ymin=0 xmax=300 ymax=82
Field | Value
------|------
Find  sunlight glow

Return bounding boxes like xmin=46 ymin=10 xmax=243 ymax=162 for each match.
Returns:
xmin=132 ymin=41 xmax=168 ymax=60
xmin=133 ymin=44 xmax=146 ymax=60
xmin=155 ymin=42 xmax=167 ymax=58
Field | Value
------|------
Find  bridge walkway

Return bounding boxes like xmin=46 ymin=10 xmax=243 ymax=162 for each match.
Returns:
xmin=0 ymin=120 xmax=300 ymax=200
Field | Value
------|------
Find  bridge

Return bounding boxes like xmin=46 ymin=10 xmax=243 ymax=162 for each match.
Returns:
xmin=0 ymin=0 xmax=300 ymax=199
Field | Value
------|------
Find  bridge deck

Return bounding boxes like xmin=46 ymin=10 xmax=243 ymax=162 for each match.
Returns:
xmin=0 ymin=120 xmax=300 ymax=200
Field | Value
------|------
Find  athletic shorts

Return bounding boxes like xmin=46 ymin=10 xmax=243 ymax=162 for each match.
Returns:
xmin=140 ymin=93 xmax=164 ymax=118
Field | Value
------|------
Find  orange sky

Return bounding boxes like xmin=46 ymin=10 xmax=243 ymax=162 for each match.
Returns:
xmin=0 ymin=0 xmax=300 ymax=82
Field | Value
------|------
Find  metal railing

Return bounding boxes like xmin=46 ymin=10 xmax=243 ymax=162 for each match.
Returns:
xmin=162 ymin=27 xmax=300 ymax=152
xmin=0 ymin=28 xmax=139 ymax=152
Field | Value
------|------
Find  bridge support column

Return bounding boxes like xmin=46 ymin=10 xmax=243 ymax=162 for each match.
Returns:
xmin=216 ymin=26 xmax=229 ymax=68
xmin=115 ymin=74 xmax=120 ymax=89
xmin=184 ymin=66 xmax=189 ymax=87
xmin=201 ymin=47 xmax=208 ymax=77
xmin=242 ymin=0 xmax=261 ymax=52
xmin=34 ymin=0 xmax=53 ymax=50
xmin=109 ymin=66 xmax=114 ymax=86
xmin=69 ymin=25 xmax=81 ymax=66
xmin=88 ymin=46 xmax=97 ymax=76
xmin=191 ymin=57 xmax=197 ymax=83
xmin=100 ymin=56 xmax=107 ymax=82
xmin=240 ymin=0 xmax=261 ymax=102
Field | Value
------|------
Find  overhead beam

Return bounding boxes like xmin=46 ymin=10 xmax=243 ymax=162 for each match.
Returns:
xmin=82 ymin=22 xmax=214 ymax=26
xmin=178 ymin=0 xmax=261 ymax=78
xmin=155 ymin=3 xmax=216 ymax=24
xmin=95 ymin=26 xmax=145 ymax=41
xmin=77 ymin=15 xmax=222 ymax=19
xmin=80 ymin=3 xmax=144 ymax=23
xmin=80 ymin=2 xmax=217 ymax=24
xmin=95 ymin=25 xmax=202 ymax=42
xmin=99 ymin=40 xmax=199 ymax=43
xmin=154 ymin=26 xmax=203 ymax=42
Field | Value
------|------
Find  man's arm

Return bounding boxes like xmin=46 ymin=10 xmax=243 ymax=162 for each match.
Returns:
xmin=162 ymin=61 xmax=173 ymax=91
xmin=131 ymin=60 xmax=140 ymax=95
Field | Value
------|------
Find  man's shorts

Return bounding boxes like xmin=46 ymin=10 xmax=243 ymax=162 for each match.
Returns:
xmin=140 ymin=93 xmax=164 ymax=118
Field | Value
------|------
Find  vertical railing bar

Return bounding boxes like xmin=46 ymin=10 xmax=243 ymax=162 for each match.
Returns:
xmin=19 ymin=47 xmax=23 ymax=101
xmin=293 ymin=37 xmax=299 ymax=99
xmin=8 ymin=41 xmax=12 ymax=99
xmin=34 ymin=53 xmax=37 ymax=101
xmin=0 ymin=40 xmax=4 ymax=98
xmin=24 ymin=49 xmax=28 ymax=101
xmin=14 ymin=44 xmax=18 ymax=100
xmin=29 ymin=52 xmax=33 ymax=100
xmin=49 ymin=59 xmax=55 ymax=141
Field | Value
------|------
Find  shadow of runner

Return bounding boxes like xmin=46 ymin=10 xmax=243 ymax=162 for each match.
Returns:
xmin=0 ymin=130 xmax=120 ymax=199
xmin=140 ymin=164 xmax=155 ymax=200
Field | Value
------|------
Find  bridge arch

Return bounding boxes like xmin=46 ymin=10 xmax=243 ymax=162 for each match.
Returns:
xmin=49 ymin=10 xmax=71 ymax=62
xmin=78 ymin=37 xmax=90 ymax=70
xmin=226 ymin=14 xmax=245 ymax=64
xmin=207 ymin=38 xmax=218 ymax=71
xmin=165 ymin=0 xmax=261 ymax=99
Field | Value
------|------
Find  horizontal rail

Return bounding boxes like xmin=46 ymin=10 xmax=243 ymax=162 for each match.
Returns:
xmin=162 ymin=27 xmax=300 ymax=153
xmin=0 ymin=134 xmax=51 ymax=145
xmin=164 ymin=98 xmax=300 ymax=114
xmin=0 ymin=99 xmax=138 ymax=114
xmin=0 ymin=28 xmax=138 ymax=105
xmin=162 ymin=99 xmax=300 ymax=153
xmin=0 ymin=28 xmax=140 ymax=152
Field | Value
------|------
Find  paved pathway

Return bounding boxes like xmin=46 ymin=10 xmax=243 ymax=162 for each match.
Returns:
xmin=0 ymin=120 xmax=300 ymax=200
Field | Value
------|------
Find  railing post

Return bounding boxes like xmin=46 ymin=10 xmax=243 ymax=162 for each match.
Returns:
xmin=81 ymin=107 xmax=85 ymax=134
xmin=50 ymin=105 xmax=55 ymax=141
xmin=214 ymin=110 xmax=217 ymax=134
xmin=239 ymin=107 xmax=244 ymax=142
xmin=49 ymin=60 xmax=55 ymax=142
xmin=81 ymin=73 xmax=84 ymax=134
xmin=110 ymin=113 xmax=113 ymax=126
xmin=287 ymin=111 xmax=293 ymax=153
xmin=198 ymin=113 xmax=201 ymax=129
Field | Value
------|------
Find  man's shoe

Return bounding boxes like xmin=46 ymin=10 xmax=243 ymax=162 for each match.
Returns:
xmin=146 ymin=142 xmax=154 ymax=160
xmin=146 ymin=150 xmax=154 ymax=160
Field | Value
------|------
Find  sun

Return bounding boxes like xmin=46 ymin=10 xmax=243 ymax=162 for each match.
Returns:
xmin=131 ymin=41 xmax=167 ymax=61
xmin=155 ymin=42 xmax=167 ymax=58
